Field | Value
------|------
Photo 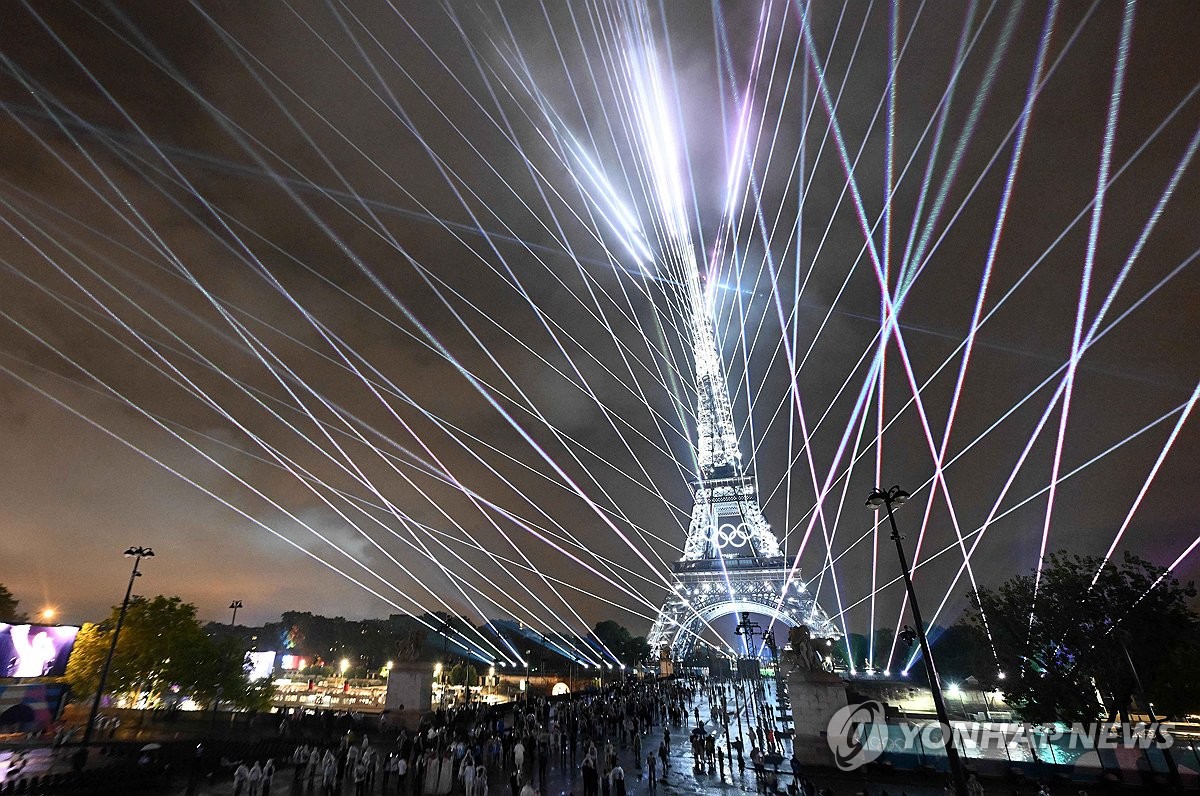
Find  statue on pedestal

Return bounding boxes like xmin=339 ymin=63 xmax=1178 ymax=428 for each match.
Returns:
xmin=785 ymin=624 xmax=836 ymax=673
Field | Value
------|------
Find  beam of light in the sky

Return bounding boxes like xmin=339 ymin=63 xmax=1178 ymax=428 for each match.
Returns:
xmin=757 ymin=0 xmax=1179 ymax=535
xmin=4 ymin=0 xmax=1197 ymax=665
xmin=822 ymin=397 xmax=1190 ymax=626
xmin=899 ymin=0 xmax=1022 ymax=289
xmin=0 ymin=224 xmax=624 ymax=665
xmin=789 ymin=2 xmax=997 ymax=656
xmin=0 ymin=308 xmax=510 ymax=663
xmin=276 ymin=4 xmax=684 ymax=614
xmin=1 ymin=46 xmax=616 ymax=666
xmin=0 ymin=204 xmax=532 ymax=662
xmin=2 ymin=21 xmax=686 ymax=662
xmin=1033 ymin=0 xmax=1136 ymax=618
xmin=154 ymin=6 xmax=688 ymax=631
xmin=895 ymin=0 xmax=1059 ymax=671
xmin=564 ymin=132 xmax=655 ymax=269
xmin=1091 ymin=381 xmax=1200 ymax=582
xmin=895 ymin=0 xmax=987 ymax=284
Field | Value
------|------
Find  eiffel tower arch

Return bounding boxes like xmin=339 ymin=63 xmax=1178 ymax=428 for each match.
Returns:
xmin=647 ymin=281 xmax=841 ymax=661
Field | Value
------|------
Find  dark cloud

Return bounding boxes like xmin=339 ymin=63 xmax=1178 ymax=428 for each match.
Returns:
xmin=0 ymin=2 xmax=1196 ymax=661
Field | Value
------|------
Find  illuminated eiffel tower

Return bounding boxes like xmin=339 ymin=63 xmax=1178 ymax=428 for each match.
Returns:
xmin=646 ymin=285 xmax=840 ymax=660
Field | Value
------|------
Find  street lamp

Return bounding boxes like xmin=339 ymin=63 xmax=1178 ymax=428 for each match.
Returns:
xmin=868 ymin=485 xmax=968 ymax=796
xmin=209 ymin=597 xmax=246 ymax=741
xmin=78 ymin=546 xmax=154 ymax=768
xmin=1114 ymin=629 xmax=1181 ymax=788
xmin=441 ymin=618 xmax=452 ymax=707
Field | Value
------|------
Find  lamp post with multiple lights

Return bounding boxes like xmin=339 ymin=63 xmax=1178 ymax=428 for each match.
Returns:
xmin=210 ymin=598 xmax=245 ymax=738
xmin=868 ymin=485 xmax=967 ymax=796
xmin=77 ymin=546 xmax=154 ymax=768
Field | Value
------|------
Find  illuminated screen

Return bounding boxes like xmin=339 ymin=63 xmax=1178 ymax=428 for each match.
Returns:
xmin=0 ymin=624 xmax=80 ymax=678
xmin=279 ymin=654 xmax=307 ymax=671
xmin=245 ymin=650 xmax=275 ymax=681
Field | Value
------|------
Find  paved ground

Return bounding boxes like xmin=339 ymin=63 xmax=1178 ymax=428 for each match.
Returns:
xmin=0 ymin=679 xmax=1012 ymax=794
xmin=177 ymin=679 xmax=964 ymax=796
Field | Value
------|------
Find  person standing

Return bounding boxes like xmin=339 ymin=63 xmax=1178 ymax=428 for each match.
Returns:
xmin=233 ymin=762 xmax=250 ymax=796
xmin=306 ymin=747 xmax=320 ymax=789
xmin=610 ymin=762 xmax=625 ymax=796
xmin=581 ymin=751 xmax=598 ymax=796
xmin=294 ymin=745 xmax=308 ymax=782
xmin=513 ymin=738 xmax=526 ymax=783
xmin=353 ymin=756 xmax=369 ymax=796
xmin=397 ymin=753 xmax=409 ymax=795
xmin=262 ymin=758 xmax=275 ymax=793
xmin=321 ymin=754 xmax=338 ymax=796
xmin=645 ymin=754 xmax=656 ymax=793
xmin=382 ymin=752 xmax=394 ymax=793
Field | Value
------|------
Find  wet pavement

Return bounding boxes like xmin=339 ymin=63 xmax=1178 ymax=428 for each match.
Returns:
xmin=176 ymin=678 xmax=966 ymax=796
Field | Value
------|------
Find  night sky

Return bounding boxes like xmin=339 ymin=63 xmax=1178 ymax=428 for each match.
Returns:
xmin=0 ymin=2 xmax=1197 ymax=664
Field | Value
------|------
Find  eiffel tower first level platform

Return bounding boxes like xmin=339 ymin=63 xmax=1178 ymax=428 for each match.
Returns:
xmin=646 ymin=554 xmax=839 ymax=661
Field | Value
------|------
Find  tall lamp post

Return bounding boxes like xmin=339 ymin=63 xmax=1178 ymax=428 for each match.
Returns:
xmin=440 ymin=619 xmax=453 ymax=708
xmin=1114 ymin=629 xmax=1181 ymax=789
xmin=77 ymin=546 xmax=154 ymax=768
xmin=868 ymin=486 xmax=967 ymax=796
xmin=211 ymin=600 xmax=244 ymax=729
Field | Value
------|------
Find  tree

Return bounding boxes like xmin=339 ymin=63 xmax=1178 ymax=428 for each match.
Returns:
xmin=65 ymin=595 xmax=269 ymax=709
xmin=0 ymin=584 xmax=28 ymax=623
xmin=593 ymin=620 xmax=650 ymax=666
xmin=927 ymin=622 xmax=994 ymax=682
xmin=448 ymin=662 xmax=478 ymax=687
xmin=969 ymin=551 xmax=1198 ymax=723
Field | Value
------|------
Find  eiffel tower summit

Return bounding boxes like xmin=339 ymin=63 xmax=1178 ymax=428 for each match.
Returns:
xmin=646 ymin=281 xmax=840 ymax=661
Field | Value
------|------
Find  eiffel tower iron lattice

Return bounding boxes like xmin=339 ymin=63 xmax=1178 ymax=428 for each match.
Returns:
xmin=646 ymin=284 xmax=841 ymax=661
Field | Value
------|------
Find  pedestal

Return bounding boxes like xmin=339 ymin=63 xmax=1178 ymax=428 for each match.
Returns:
xmin=784 ymin=668 xmax=848 ymax=766
xmin=383 ymin=663 xmax=432 ymax=729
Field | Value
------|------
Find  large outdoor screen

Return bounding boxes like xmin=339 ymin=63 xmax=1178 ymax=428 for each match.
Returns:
xmin=0 ymin=624 xmax=80 ymax=678
xmin=245 ymin=650 xmax=275 ymax=681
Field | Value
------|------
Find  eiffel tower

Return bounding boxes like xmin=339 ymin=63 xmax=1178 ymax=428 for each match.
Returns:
xmin=646 ymin=284 xmax=840 ymax=661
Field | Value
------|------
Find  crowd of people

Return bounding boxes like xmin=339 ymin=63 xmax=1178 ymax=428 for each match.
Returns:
xmin=248 ymin=674 xmax=825 ymax=796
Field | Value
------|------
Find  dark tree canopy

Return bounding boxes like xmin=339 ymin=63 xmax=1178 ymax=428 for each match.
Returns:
xmin=593 ymin=620 xmax=650 ymax=665
xmin=66 ymin=595 xmax=271 ymax=710
xmin=969 ymin=551 xmax=1198 ymax=723
xmin=0 ymin=584 xmax=28 ymax=623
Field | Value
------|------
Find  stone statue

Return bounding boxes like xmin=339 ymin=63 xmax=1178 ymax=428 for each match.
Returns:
xmin=786 ymin=624 xmax=835 ymax=672
xmin=394 ymin=630 xmax=424 ymax=663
